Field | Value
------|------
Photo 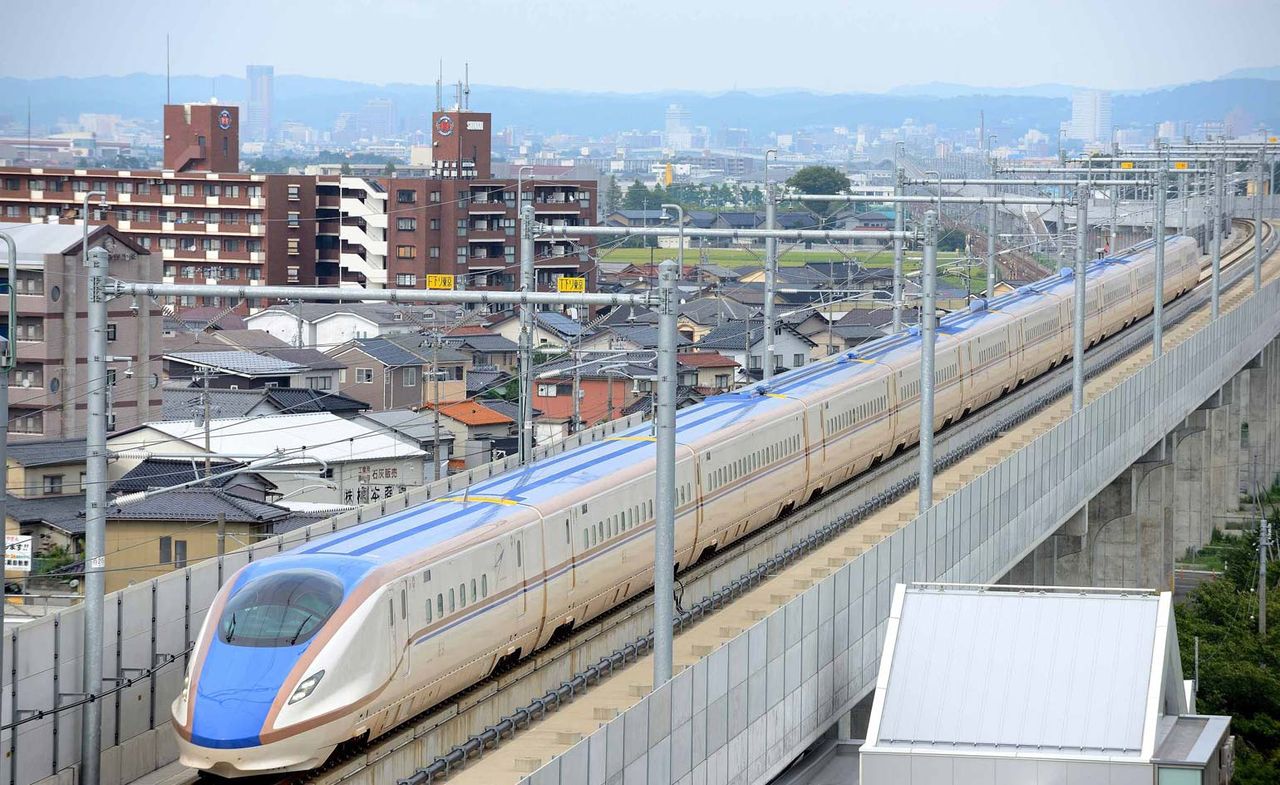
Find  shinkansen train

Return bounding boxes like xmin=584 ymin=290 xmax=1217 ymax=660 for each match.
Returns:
xmin=173 ymin=236 xmax=1201 ymax=777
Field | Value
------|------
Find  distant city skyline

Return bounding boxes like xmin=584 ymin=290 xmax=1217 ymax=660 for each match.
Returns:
xmin=3 ymin=0 xmax=1278 ymax=94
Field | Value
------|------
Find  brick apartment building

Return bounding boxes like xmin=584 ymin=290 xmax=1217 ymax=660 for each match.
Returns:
xmin=0 ymin=103 xmax=596 ymax=312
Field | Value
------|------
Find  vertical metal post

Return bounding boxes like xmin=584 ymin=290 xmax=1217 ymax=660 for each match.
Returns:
xmin=432 ymin=330 xmax=442 ymax=478
xmin=892 ymin=164 xmax=905 ymax=332
xmin=1211 ymin=157 xmax=1223 ymax=319
xmin=518 ymin=204 xmax=535 ymax=463
xmin=571 ymin=343 xmax=581 ymax=434
xmin=918 ymin=211 xmax=938 ymax=514
xmin=1109 ymin=181 xmax=1119 ymax=254
xmin=1256 ymin=145 xmax=1265 ymax=293
xmin=1153 ymin=168 xmax=1167 ymax=359
xmin=82 ymin=245 xmax=110 ymax=785
xmin=1180 ymin=171 xmax=1189 ymax=235
xmin=763 ymin=187 xmax=777 ymax=380
xmin=216 ymin=513 xmax=226 ymax=557
xmin=653 ymin=259 xmax=678 ymax=686
xmin=1072 ymin=195 xmax=1088 ymax=412
xmin=986 ymin=148 xmax=997 ymax=299
xmin=0 ymin=232 xmax=17 ymax=710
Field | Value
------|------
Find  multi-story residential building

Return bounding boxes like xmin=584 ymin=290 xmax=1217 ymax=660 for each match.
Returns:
xmin=0 ymin=103 xmax=597 ymax=312
xmin=0 ymin=221 xmax=162 ymax=439
xmin=0 ymin=102 xmax=330 ymax=308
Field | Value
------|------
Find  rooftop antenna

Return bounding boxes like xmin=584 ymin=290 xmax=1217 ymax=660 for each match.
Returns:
xmin=435 ymin=60 xmax=443 ymax=111
xmin=464 ymin=62 xmax=470 ymax=110
xmin=455 ymin=79 xmax=463 ymax=111
xmin=166 ymin=34 xmax=171 ymax=104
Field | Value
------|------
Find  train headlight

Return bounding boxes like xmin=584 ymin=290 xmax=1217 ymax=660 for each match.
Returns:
xmin=288 ymin=670 xmax=325 ymax=705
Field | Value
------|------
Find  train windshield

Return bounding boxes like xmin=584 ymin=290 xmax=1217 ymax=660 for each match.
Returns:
xmin=218 ymin=570 xmax=345 ymax=648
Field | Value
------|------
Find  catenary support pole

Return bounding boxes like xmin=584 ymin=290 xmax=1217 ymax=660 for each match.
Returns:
xmin=1211 ymin=156 xmax=1223 ymax=319
xmin=985 ymin=201 xmax=997 ymax=299
xmin=1153 ymin=167 xmax=1167 ymax=359
xmin=0 ymin=231 xmax=17 ymax=716
xmin=1260 ymin=518 xmax=1269 ymax=636
xmin=518 ymin=204 xmax=535 ymax=463
xmin=918 ymin=211 xmax=938 ymax=514
xmin=1109 ymin=181 xmax=1119 ymax=254
xmin=1072 ymin=195 xmax=1088 ymax=412
xmin=763 ymin=187 xmax=777 ymax=379
xmin=82 ymin=245 xmax=110 ymax=785
xmin=892 ymin=149 xmax=905 ymax=332
xmin=653 ymin=259 xmax=678 ymax=686
xmin=1256 ymin=146 xmax=1265 ymax=293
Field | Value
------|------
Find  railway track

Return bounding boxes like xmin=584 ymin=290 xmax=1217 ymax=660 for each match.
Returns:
xmin=171 ymin=220 xmax=1273 ymax=785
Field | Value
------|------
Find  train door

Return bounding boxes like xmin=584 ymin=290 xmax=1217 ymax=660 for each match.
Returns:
xmin=391 ymin=578 xmax=410 ymax=679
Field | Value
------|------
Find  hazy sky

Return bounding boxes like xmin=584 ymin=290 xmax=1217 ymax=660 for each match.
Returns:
xmin=4 ymin=0 xmax=1277 ymax=92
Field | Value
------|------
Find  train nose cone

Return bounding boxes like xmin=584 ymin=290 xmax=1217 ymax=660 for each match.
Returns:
xmin=190 ymin=641 xmax=304 ymax=748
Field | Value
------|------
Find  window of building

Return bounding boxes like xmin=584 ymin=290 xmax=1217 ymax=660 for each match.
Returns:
xmin=106 ymin=323 xmax=117 ymax=342
xmin=203 ymin=184 xmax=219 ymax=197
xmin=246 ymin=266 xmax=262 ymax=279
xmin=136 ymin=180 xmax=152 ymax=195
xmin=287 ymin=184 xmax=301 ymax=200
xmin=396 ymin=245 xmax=417 ymax=259
xmin=11 ymin=411 xmax=42 ymax=434
xmin=429 ymin=246 xmax=440 ymax=258
xmin=793 ymin=353 xmax=805 ymax=368
xmin=338 ymin=369 xmax=347 ymax=383
xmin=286 ymin=265 xmax=300 ymax=282
xmin=179 ymin=184 xmax=195 ymax=197
xmin=356 ymin=368 xmax=374 ymax=383
xmin=41 ymin=475 xmax=63 ymax=495
xmin=288 ymin=211 xmax=300 ymax=228
xmin=247 ymin=185 xmax=262 ymax=199
xmin=222 ymin=238 xmax=240 ymax=252
xmin=201 ymin=238 xmax=216 ymax=251
xmin=287 ymin=238 xmax=300 ymax=255
xmin=395 ymin=273 xmax=417 ymax=286
xmin=397 ymin=189 xmax=417 ymax=204
xmin=3 ymin=206 xmax=20 ymax=218
xmin=115 ymin=180 xmax=133 ymax=194
xmin=135 ymin=208 xmax=151 ymax=222
xmin=71 ymin=179 xmax=89 ymax=192
xmin=159 ymin=536 xmax=172 ymax=564
xmin=224 ymin=184 xmax=240 ymax=198
xmin=429 ymin=218 xmax=439 ymax=230
xmin=222 ymin=211 xmax=238 ymax=224
xmin=397 ymin=217 xmax=417 ymax=231
xmin=205 ymin=210 xmax=219 ymax=223
xmin=307 ymin=376 xmax=332 ymax=390
xmin=402 ymin=367 xmax=416 ymax=387
xmin=174 ymin=540 xmax=188 ymax=569
xmin=247 ymin=239 xmax=263 ymax=253
xmin=246 ymin=212 xmax=262 ymax=225
xmin=429 ymin=191 xmax=441 ymax=203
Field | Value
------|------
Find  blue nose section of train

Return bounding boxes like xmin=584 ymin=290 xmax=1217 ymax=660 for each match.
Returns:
xmin=190 ymin=639 xmax=306 ymax=748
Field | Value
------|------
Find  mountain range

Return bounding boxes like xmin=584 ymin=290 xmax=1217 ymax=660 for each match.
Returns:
xmin=2 ymin=70 xmax=1278 ymax=139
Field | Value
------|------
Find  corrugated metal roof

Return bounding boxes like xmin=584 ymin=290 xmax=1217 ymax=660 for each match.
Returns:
xmin=873 ymin=588 xmax=1161 ymax=756
xmin=166 ymin=351 xmax=305 ymax=377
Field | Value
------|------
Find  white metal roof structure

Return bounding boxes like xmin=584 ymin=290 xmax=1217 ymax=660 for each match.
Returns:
xmin=108 ymin=412 xmax=424 ymax=468
xmin=860 ymin=584 xmax=1234 ymax=785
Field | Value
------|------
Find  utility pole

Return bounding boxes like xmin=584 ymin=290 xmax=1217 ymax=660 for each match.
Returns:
xmin=763 ymin=186 xmax=777 ymax=380
xmin=892 ymin=145 xmax=906 ymax=332
xmin=82 ymin=245 xmax=110 ymax=785
xmin=431 ymin=329 xmax=442 ymax=480
xmin=1109 ymin=179 xmax=1119 ymax=254
xmin=518 ymin=204 xmax=535 ymax=463
xmin=202 ymin=368 xmax=213 ymax=483
xmin=1260 ymin=517 xmax=1269 ymax=636
xmin=216 ymin=512 xmax=226 ymax=557
xmin=1072 ymin=192 xmax=1088 ymax=412
xmin=918 ymin=211 xmax=938 ymax=514
xmin=571 ymin=342 xmax=581 ymax=434
xmin=293 ymin=299 xmax=304 ymax=348
xmin=1153 ymin=166 xmax=1168 ymax=359
xmin=653 ymin=259 xmax=678 ymax=686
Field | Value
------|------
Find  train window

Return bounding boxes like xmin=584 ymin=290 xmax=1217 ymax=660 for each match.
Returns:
xmin=591 ymin=527 xmax=597 ymax=547
xmin=582 ymin=529 xmax=589 ymax=549
xmin=458 ymin=583 xmax=467 ymax=608
xmin=217 ymin=570 xmax=344 ymax=648
xmin=426 ymin=599 xmax=432 ymax=624
xmin=482 ymin=575 xmax=489 ymax=597
xmin=401 ymin=588 xmax=407 ymax=619
xmin=423 ymin=569 xmax=432 ymax=582
xmin=565 ymin=521 xmax=571 ymax=544
xmin=648 ymin=500 xmax=653 ymax=518
xmin=449 ymin=588 xmax=455 ymax=612
xmin=470 ymin=579 xmax=477 ymax=603
xmin=437 ymin=594 xmax=444 ymax=617
xmin=390 ymin=600 xmax=395 ymax=627
xmin=516 ymin=540 xmax=523 ymax=567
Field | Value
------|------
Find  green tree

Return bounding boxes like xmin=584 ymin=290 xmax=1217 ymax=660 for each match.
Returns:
xmin=383 ymin=159 xmax=397 ymax=175
xmin=1176 ymin=520 xmax=1280 ymax=783
xmin=604 ymin=175 xmax=623 ymax=214
xmin=622 ymin=179 xmax=651 ymax=210
xmin=339 ymin=161 xmax=353 ymax=175
xmin=786 ymin=165 xmax=852 ymax=218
